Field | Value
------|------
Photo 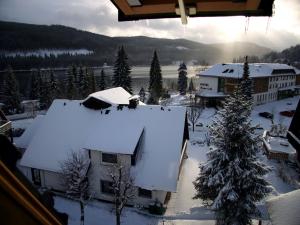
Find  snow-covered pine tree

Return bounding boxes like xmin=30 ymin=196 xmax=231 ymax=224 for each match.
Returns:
xmin=72 ymin=64 xmax=78 ymax=85
xmin=48 ymin=69 xmax=59 ymax=104
xmin=139 ymin=87 xmax=146 ymax=103
xmin=29 ymin=70 xmax=40 ymax=100
xmin=148 ymin=50 xmax=162 ymax=104
xmin=4 ymin=66 xmax=21 ymax=113
xmin=193 ymin=84 xmax=271 ymax=225
xmin=178 ymin=62 xmax=188 ymax=95
xmin=240 ymin=56 xmax=253 ymax=101
xmin=39 ymin=71 xmax=52 ymax=109
xmin=88 ymin=68 xmax=96 ymax=93
xmin=99 ymin=69 xmax=106 ymax=91
xmin=60 ymin=151 xmax=90 ymax=225
xmin=66 ymin=66 xmax=77 ymax=99
xmin=78 ymin=67 xmax=90 ymax=98
xmin=113 ymin=46 xmax=132 ymax=93
xmin=188 ymin=78 xmax=195 ymax=94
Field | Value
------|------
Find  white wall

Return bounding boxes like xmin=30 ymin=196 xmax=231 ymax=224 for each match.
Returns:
xmin=198 ymin=76 xmax=219 ymax=93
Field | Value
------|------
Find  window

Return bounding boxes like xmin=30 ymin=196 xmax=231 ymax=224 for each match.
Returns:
xmin=138 ymin=188 xmax=152 ymax=198
xmin=102 ymin=153 xmax=117 ymax=163
xmin=101 ymin=180 xmax=114 ymax=194
xmin=31 ymin=168 xmax=41 ymax=185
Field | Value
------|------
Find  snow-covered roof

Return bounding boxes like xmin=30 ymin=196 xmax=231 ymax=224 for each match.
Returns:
xmin=20 ymin=94 xmax=186 ymax=192
xmin=198 ymin=63 xmax=299 ymax=78
xmin=262 ymin=133 xmax=296 ymax=155
xmin=266 ymin=189 xmax=300 ymax=225
xmin=84 ymin=87 xmax=132 ymax=105
xmin=14 ymin=115 xmax=44 ymax=149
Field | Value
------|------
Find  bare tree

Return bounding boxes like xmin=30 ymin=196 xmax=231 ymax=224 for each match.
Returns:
xmin=60 ymin=151 xmax=90 ymax=225
xmin=109 ymin=164 xmax=135 ymax=225
xmin=187 ymin=105 xmax=202 ymax=132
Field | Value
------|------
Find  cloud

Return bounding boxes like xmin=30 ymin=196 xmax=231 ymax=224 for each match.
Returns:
xmin=0 ymin=0 xmax=299 ymax=51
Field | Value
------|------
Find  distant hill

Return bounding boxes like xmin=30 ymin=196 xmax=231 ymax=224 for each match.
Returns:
xmin=263 ymin=45 xmax=300 ymax=68
xmin=0 ymin=21 xmax=272 ymax=68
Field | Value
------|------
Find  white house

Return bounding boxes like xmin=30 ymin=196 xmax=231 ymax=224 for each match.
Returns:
xmin=18 ymin=87 xmax=189 ymax=207
xmin=196 ymin=63 xmax=300 ymax=106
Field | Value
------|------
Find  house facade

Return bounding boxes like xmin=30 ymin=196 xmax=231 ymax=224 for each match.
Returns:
xmin=196 ymin=63 xmax=300 ymax=106
xmin=18 ymin=87 xmax=189 ymax=207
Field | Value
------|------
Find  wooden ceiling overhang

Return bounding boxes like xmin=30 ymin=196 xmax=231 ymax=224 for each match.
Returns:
xmin=111 ymin=0 xmax=275 ymax=22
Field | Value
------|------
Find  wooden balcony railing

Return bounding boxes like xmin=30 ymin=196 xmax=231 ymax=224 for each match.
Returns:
xmin=0 ymin=121 xmax=12 ymax=135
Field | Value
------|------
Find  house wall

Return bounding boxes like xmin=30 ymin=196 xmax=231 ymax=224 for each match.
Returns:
xmin=198 ymin=76 xmax=218 ymax=93
xmin=89 ymin=150 xmax=167 ymax=207
xmin=18 ymin=165 xmax=65 ymax=192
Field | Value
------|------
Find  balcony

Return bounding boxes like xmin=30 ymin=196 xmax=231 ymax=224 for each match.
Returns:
xmin=0 ymin=120 xmax=12 ymax=135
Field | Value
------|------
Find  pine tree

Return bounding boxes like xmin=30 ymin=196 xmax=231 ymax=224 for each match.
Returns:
xmin=4 ymin=66 xmax=21 ymax=113
xmin=39 ymin=72 xmax=51 ymax=109
xmin=66 ymin=66 xmax=77 ymax=99
xmin=88 ymin=68 xmax=96 ymax=93
xmin=138 ymin=87 xmax=146 ymax=103
xmin=188 ymin=78 xmax=195 ymax=94
xmin=193 ymin=84 xmax=271 ymax=225
xmin=148 ymin=50 xmax=162 ymax=104
xmin=113 ymin=46 xmax=132 ymax=93
xmin=99 ymin=69 xmax=106 ymax=91
xmin=240 ymin=56 xmax=253 ymax=101
xmin=48 ymin=69 xmax=59 ymax=103
xmin=72 ymin=64 xmax=78 ymax=85
xmin=178 ymin=62 xmax=188 ymax=95
xmin=29 ymin=70 xmax=40 ymax=100
xmin=78 ymin=67 xmax=90 ymax=98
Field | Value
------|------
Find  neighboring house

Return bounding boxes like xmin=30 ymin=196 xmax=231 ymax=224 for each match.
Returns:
xmin=262 ymin=131 xmax=296 ymax=161
xmin=287 ymin=99 xmax=300 ymax=165
xmin=196 ymin=63 xmax=300 ymax=106
xmin=18 ymin=87 xmax=189 ymax=207
xmin=266 ymin=189 xmax=300 ymax=225
xmin=0 ymin=135 xmax=67 ymax=225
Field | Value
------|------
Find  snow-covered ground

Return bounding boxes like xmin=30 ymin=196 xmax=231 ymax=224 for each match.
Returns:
xmin=13 ymin=96 xmax=300 ymax=224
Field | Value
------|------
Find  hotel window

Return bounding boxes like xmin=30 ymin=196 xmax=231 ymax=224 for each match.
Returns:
xmin=102 ymin=153 xmax=117 ymax=164
xmin=31 ymin=168 xmax=41 ymax=186
xmin=101 ymin=180 xmax=114 ymax=194
xmin=138 ymin=188 xmax=152 ymax=199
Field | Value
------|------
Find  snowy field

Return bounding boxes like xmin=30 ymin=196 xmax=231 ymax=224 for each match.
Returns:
xmin=13 ymin=96 xmax=300 ymax=225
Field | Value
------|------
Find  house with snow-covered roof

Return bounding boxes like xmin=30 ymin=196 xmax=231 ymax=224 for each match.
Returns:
xmin=18 ymin=87 xmax=189 ymax=207
xmin=196 ymin=63 xmax=300 ymax=106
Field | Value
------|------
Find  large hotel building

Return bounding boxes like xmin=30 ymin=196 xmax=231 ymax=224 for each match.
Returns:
xmin=196 ymin=63 xmax=300 ymax=106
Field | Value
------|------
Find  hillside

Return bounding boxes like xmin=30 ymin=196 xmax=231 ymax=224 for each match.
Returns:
xmin=0 ymin=21 xmax=272 ymax=68
xmin=263 ymin=45 xmax=300 ymax=68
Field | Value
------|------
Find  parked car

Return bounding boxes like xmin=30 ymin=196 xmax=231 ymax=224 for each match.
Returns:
xmin=259 ymin=112 xmax=273 ymax=119
xmin=280 ymin=110 xmax=295 ymax=117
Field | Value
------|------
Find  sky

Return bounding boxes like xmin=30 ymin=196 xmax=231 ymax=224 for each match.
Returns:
xmin=0 ymin=0 xmax=299 ymax=51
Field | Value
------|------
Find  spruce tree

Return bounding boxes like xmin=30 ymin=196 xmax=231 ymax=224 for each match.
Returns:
xmin=66 ymin=66 xmax=77 ymax=99
xmin=99 ymin=69 xmax=106 ymax=91
xmin=89 ymin=68 xmax=96 ymax=93
xmin=113 ymin=46 xmax=132 ymax=93
xmin=4 ymin=66 xmax=21 ymax=113
xmin=138 ymin=87 xmax=146 ymax=103
xmin=178 ymin=62 xmax=188 ymax=95
xmin=193 ymin=84 xmax=271 ymax=225
xmin=188 ymin=78 xmax=195 ymax=94
xmin=72 ymin=64 xmax=78 ymax=85
xmin=240 ymin=56 xmax=253 ymax=100
xmin=49 ymin=69 xmax=59 ymax=103
xmin=78 ymin=67 xmax=90 ymax=98
xmin=148 ymin=50 xmax=162 ymax=104
xmin=39 ymin=72 xmax=51 ymax=109
xmin=29 ymin=70 xmax=40 ymax=100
